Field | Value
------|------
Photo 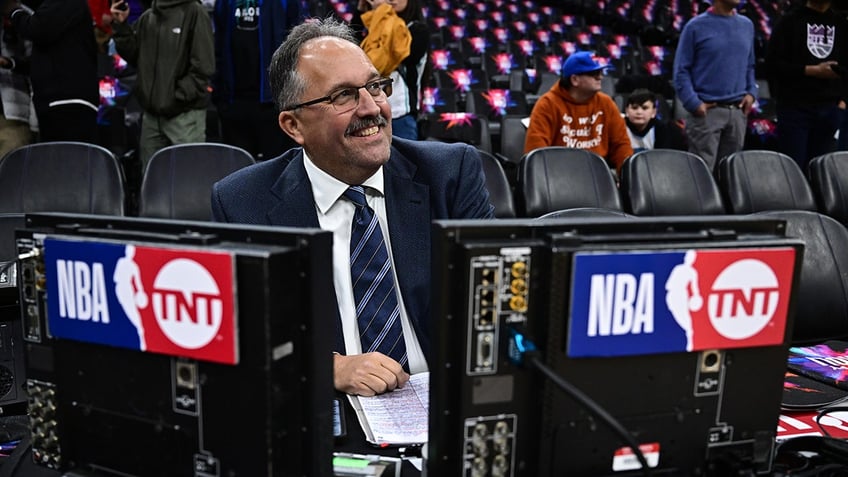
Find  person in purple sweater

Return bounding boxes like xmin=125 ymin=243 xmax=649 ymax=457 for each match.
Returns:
xmin=673 ymin=0 xmax=758 ymax=171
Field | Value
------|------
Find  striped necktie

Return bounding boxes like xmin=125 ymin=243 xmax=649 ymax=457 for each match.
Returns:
xmin=344 ymin=185 xmax=408 ymax=371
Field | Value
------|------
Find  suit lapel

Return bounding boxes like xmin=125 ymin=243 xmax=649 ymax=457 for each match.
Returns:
xmin=384 ymin=149 xmax=431 ymax=355
xmin=266 ymin=153 xmax=321 ymax=228
xmin=264 ymin=152 xmax=342 ymax=350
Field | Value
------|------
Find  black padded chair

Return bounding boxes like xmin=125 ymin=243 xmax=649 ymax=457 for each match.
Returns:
xmin=808 ymin=151 xmax=848 ymax=225
xmin=716 ymin=150 xmax=817 ymax=214
xmin=497 ymin=115 xmax=528 ymax=166
xmin=533 ymin=71 xmax=559 ymax=95
xmin=537 ymin=207 xmax=634 ymax=219
xmin=0 ymin=142 xmax=125 ymax=215
xmin=620 ymin=149 xmax=725 ymax=216
xmin=753 ymin=210 xmax=848 ymax=344
xmin=518 ymin=147 xmax=621 ymax=217
xmin=478 ymin=150 xmax=517 ymax=218
xmin=138 ymin=143 xmax=256 ymax=221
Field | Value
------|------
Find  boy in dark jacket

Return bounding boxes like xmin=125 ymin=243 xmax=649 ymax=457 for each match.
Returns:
xmin=111 ymin=0 xmax=214 ymax=171
xmin=624 ymin=89 xmax=688 ymax=153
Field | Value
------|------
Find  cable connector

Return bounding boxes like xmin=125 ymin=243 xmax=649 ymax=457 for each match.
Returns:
xmin=507 ymin=326 xmax=538 ymax=367
xmin=18 ymin=247 xmax=41 ymax=261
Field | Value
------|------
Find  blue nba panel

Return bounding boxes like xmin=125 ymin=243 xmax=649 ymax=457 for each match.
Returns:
xmin=568 ymin=251 xmax=688 ymax=358
xmin=43 ymin=239 xmax=142 ymax=351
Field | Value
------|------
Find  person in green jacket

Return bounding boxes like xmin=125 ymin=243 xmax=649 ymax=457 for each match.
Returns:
xmin=110 ymin=0 xmax=214 ymax=173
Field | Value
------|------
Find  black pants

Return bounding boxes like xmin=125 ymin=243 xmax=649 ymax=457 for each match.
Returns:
xmin=35 ymin=103 xmax=98 ymax=144
xmin=217 ymin=100 xmax=297 ymax=161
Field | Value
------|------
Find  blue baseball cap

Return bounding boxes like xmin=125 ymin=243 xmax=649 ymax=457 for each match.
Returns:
xmin=561 ymin=51 xmax=610 ymax=79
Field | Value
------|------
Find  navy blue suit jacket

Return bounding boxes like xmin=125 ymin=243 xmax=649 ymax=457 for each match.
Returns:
xmin=211 ymin=137 xmax=495 ymax=359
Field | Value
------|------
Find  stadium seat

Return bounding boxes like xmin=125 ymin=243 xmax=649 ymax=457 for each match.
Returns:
xmin=0 ymin=142 xmax=125 ymax=215
xmin=138 ymin=143 xmax=255 ymax=221
xmin=753 ymin=210 xmax=848 ymax=344
xmin=808 ymin=151 xmax=848 ymax=225
xmin=537 ymin=207 xmax=633 ymax=219
xmin=620 ymin=149 xmax=725 ymax=216
xmin=478 ymin=150 xmax=516 ymax=218
xmin=518 ymin=147 xmax=621 ymax=217
xmin=716 ymin=150 xmax=817 ymax=214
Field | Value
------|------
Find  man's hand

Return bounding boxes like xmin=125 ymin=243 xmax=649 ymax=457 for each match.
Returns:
xmin=334 ymin=352 xmax=410 ymax=397
xmin=110 ymin=0 xmax=129 ymax=23
xmin=807 ymin=61 xmax=840 ymax=80
xmin=0 ymin=56 xmax=10 ymax=69
xmin=740 ymin=93 xmax=755 ymax=115
xmin=693 ymin=102 xmax=713 ymax=117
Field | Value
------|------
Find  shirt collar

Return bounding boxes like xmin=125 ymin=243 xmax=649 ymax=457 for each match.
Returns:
xmin=706 ymin=6 xmax=737 ymax=15
xmin=302 ymin=150 xmax=386 ymax=215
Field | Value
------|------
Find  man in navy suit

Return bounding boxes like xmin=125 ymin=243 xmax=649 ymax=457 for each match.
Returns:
xmin=211 ymin=18 xmax=494 ymax=398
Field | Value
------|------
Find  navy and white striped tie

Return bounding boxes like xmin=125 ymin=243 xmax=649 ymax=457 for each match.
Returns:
xmin=344 ymin=185 xmax=408 ymax=371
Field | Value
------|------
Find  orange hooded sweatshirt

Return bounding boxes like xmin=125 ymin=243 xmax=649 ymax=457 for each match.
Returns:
xmin=524 ymin=83 xmax=633 ymax=170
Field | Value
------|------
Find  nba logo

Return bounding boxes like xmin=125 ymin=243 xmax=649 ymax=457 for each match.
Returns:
xmin=45 ymin=239 xmax=238 ymax=365
xmin=568 ymin=248 xmax=796 ymax=358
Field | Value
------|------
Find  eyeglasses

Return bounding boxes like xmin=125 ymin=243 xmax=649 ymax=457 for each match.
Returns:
xmin=578 ymin=70 xmax=604 ymax=78
xmin=284 ymin=78 xmax=394 ymax=113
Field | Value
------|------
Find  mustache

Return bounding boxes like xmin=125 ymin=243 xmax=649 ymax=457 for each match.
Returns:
xmin=345 ymin=115 xmax=388 ymax=136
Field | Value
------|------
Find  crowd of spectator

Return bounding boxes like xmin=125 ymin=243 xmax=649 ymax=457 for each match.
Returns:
xmin=0 ymin=0 xmax=847 ymax=183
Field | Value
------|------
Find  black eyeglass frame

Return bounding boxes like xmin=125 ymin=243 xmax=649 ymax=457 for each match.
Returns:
xmin=576 ymin=69 xmax=605 ymax=78
xmin=283 ymin=77 xmax=394 ymax=112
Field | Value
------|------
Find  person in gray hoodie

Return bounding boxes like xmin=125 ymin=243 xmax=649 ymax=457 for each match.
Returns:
xmin=111 ymin=0 xmax=214 ymax=172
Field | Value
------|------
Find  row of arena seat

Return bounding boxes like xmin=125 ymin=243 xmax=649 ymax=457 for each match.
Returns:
xmin=481 ymin=147 xmax=848 ymax=225
xmin=1 ymin=141 xmax=847 ymax=346
xmin=6 ymin=141 xmax=843 ymax=226
xmin=0 ymin=141 xmax=255 ymax=222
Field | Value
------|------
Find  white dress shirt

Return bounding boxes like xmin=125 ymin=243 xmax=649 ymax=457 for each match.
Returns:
xmin=303 ymin=152 xmax=428 ymax=374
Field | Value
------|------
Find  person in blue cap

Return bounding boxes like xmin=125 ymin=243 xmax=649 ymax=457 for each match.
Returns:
xmin=524 ymin=50 xmax=633 ymax=172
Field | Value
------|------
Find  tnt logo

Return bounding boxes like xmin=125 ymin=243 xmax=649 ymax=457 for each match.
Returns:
xmin=665 ymin=252 xmax=781 ymax=350
xmin=44 ymin=239 xmax=238 ymax=364
xmin=685 ymin=248 xmax=795 ymax=352
xmin=567 ymin=247 xmax=795 ymax=358
xmin=706 ymin=259 xmax=779 ymax=340
xmin=151 ymin=258 xmax=224 ymax=350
